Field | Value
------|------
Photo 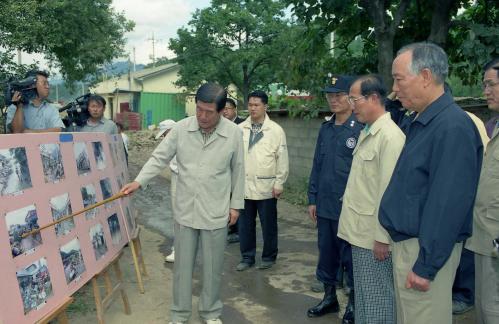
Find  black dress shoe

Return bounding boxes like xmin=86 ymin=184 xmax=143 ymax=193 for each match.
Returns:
xmin=307 ymin=284 xmax=340 ymax=317
xmin=342 ymin=289 xmax=355 ymax=324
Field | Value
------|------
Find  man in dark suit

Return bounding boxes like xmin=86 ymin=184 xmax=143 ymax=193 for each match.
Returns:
xmin=224 ymin=97 xmax=244 ymax=243
xmin=223 ymin=98 xmax=244 ymax=124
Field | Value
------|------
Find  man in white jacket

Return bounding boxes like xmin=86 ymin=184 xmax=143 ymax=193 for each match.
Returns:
xmin=236 ymin=90 xmax=289 ymax=271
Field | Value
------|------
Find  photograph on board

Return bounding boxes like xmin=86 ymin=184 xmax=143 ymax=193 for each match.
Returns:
xmin=6 ymin=205 xmax=42 ymax=257
xmin=16 ymin=257 xmax=53 ymax=314
xmin=89 ymin=223 xmax=108 ymax=260
xmin=81 ymin=184 xmax=98 ymax=220
xmin=92 ymin=141 xmax=106 ymax=170
xmin=108 ymin=142 xmax=117 ymax=167
xmin=40 ymin=143 xmax=65 ymax=183
xmin=0 ymin=147 xmax=32 ymax=196
xmin=99 ymin=177 xmax=114 ymax=208
xmin=50 ymin=193 xmax=75 ymax=237
xmin=73 ymin=142 xmax=91 ymax=175
xmin=107 ymin=213 xmax=122 ymax=245
xmin=60 ymin=238 xmax=86 ymax=284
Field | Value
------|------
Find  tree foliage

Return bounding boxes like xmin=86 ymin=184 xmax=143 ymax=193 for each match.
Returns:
xmin=169 ymin=0 xmax=295 ymax=108
xmin=287 ymin=0 xmax=498 ymax=90
xmin=0 ymin=0 xmax=134 ymax=83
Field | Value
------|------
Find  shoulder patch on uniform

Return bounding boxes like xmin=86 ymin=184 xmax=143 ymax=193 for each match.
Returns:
xmin=346 ymin=137 xmax=356 ymax=148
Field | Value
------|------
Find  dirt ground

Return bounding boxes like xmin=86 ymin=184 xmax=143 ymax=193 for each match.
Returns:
xmin=68 ymin=130 xmax=475 ymax=324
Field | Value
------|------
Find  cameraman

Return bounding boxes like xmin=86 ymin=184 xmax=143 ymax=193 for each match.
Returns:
xmin=78 ymin=95 xmax=118 ymax=134
xmin=6 ymin=70 xmax=64 ymax=133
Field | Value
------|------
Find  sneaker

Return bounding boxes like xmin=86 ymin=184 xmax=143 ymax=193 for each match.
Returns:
xmin=227 ymin=233 xmax=239 ymax=244
xmin=165 ymin=249 xmax=175 ymax=263
xmin=310 ymin=280 xmax=325 ymax=293
xmin=236 ymin=262 xmax=253 ymax=271
xmin=258 ymin=260 xmax=275 ymax=270
xmin=452 ymin=300 xmax=473 ymax=315
xmin=205 ymin=318 xmax=222 ymax=324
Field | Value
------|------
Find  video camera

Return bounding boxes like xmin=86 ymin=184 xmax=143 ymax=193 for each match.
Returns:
xmin=3 ymin=75 xmax=38 ymax=106
xmin=59 ymin=93 xmax=91 ymax=128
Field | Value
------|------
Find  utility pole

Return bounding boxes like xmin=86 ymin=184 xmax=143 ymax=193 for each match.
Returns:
xmin=147 ymin=32 xmax=162 ymax=67
xmin=17 ymin=49 xmax=22 ymax=65
xmin=133 ymin=47 xmax=137 ymax=72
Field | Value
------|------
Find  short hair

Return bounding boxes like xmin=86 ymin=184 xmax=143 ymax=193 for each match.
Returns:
xmin=88 ymin=94 xmax=106 ymax=107
xmin=483 ymin=58 xmax=499 ymax=77
xmin=355 ymin=74 xmax=387 ymax=103
xmin=195 ymin=83 xmax=227 ymax=112
xmin=25 ymin=69 xmax=49 ymax=79
xmin=248 ymin=90 xmax=268 ymax=105
xmin=226 ymin=97 xmax=237 ymax=109
xmin=397 ymin=42 xmax=449 ymax=85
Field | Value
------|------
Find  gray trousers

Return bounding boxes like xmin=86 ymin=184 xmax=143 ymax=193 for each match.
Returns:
xmin=475 ymin=253 xmax=499 ymax=323
xmin=171 ymin=222 xmax=227 ymax=322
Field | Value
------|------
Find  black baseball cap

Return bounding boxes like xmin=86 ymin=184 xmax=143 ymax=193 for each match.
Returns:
xmin=322 ymin=74 xmax=354 ymax=93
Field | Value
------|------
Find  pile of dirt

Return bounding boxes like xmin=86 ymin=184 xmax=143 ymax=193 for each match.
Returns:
xmin=126 ymin=130 xmax=161 ymax=165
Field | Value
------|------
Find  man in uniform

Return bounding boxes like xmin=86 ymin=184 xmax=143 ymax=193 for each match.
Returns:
xmin=306 ymin=74 xmax=361 ymax=322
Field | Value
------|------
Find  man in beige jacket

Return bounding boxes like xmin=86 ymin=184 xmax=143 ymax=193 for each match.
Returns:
xmin=122 ymin=83 xmax=245 ymax=324
xmin=236 ymin=90 xmax=289 ymax=271
xmin=466 ymin=59 xmax=499 ymax=324
xmin=338 ymin=75 xmax=405 ymax=324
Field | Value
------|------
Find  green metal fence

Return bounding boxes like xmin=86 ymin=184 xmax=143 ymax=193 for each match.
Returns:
xmin=138 ymin=92 xmax=186 ymax=129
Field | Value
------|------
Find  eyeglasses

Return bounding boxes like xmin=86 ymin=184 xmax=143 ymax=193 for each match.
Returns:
xmin=483 ymin=80 xmax=499 ymax=90
xmin=347 ymin=95 xmax=366 ymax=105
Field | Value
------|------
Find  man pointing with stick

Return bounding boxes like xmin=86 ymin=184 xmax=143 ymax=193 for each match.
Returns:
xmin=121 ymin=83 xmax=245 ymax=324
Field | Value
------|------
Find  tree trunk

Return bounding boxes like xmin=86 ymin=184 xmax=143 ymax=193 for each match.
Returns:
xmin=428 ymin=0 xmax=456 ymax=48
xmin=242 ymin=64 xmax=250 ymax=110
xmin=375 ymin=31 xmax=395 ymax=90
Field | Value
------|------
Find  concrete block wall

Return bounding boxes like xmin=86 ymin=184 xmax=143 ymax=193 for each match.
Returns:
xmin=269 ymin=112 xmax=326 ymax=186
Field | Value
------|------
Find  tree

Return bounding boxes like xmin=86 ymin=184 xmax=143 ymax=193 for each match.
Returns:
xmin=288 ymin=0 xmax=498 ymax=89
xmin=169 ymin=0 xmax=295 ymax=109
xmin=0 ymin=0 xmax=134 ymax=83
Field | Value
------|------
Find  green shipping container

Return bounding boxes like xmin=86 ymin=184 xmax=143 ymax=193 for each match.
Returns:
xmin=139 ymin=92 xmax=186 ymax=129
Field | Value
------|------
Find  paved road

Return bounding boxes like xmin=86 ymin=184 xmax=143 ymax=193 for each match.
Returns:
xmin=126 ymin=160 xmax=475 ymax=324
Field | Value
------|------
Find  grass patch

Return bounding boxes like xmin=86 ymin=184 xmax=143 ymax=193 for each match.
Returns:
xmin=67 ymin=287 xmax=95 ymax=315
xmin=281 ymin=178 xmax=309 ymax=206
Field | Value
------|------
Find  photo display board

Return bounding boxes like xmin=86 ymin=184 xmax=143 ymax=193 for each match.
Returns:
xmin=0 ymin=132 xmax=136 ymax=324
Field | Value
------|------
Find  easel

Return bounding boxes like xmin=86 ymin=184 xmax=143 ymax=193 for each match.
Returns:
xmin=36 ymin=297 xmax=74 ymax=324
xmin=128 ymin=225 xmax=148 ymax=294
xmin=91 ymin=251 xmax=131 ymax=324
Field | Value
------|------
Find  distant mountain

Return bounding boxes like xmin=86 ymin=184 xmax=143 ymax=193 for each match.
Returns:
xmin=48 ymin=61 xmax=145 ymax=104
xmin=100 ymin=61 xmax=145 ymax=77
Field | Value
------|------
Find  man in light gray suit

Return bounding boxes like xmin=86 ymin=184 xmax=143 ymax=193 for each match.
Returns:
xmin=122 ymin=83 xmax=245 ymax=324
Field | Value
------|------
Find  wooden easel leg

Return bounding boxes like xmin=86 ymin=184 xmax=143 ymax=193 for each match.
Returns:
xmin=113 ymin=259 xmax=131 ymax=315
xmin=136 ymin=235 xmax=148 ymax=277
xmin=92 ymin=276 xmax=105 ymax=324
xmin=130 ymin=239 xmax=145 ymax=294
